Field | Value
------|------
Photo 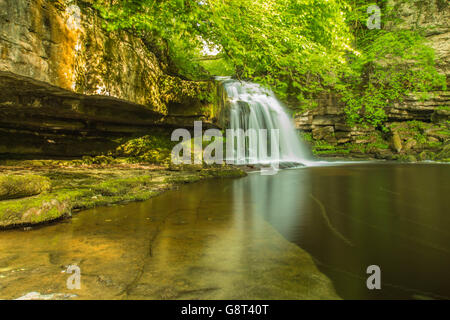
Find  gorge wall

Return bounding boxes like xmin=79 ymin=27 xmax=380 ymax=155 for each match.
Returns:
xmin=294 ymin=0 xmax=449 ymax=161
xmin=0 ymin=0 xmax=218 ymax=158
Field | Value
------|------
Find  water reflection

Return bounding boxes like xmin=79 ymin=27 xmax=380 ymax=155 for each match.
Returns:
xmin=0 ymin=163 xmax=449 ymax=300
xmin=236 ymin=163 xmax=450 ymax=299
xmin=0 ymin=172 xmax=337 ymax=300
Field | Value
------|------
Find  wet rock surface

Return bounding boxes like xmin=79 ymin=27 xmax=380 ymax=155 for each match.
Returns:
xmin=295 ymin=92 xmax=449 ymax=161
xmin=0 ymin=161 xmax=246 ymax=228
xmin=0 ymin=177 xmax=339 ymax=300
xmin=0 ymin=0 xmax=220 ymax=159
xmin=0 ymin=71 xmax=218 ymax=158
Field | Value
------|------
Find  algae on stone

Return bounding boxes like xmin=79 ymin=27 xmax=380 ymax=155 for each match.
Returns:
xmin=0 ymin=175 xmax=51 ymax=201
xmin=0 ymin=161 xmax=246 ymax=228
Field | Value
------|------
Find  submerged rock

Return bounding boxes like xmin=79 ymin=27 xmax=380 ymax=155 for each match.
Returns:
xmin=14 ymin=292 xmax=77 ymax=300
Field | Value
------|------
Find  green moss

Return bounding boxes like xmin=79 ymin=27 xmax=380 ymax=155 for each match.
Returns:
xmin=314 ymin=149 xmax=351 ymax=155
xmin=165 ymin=174 xmax=202 ymax=184
xmin=394 ymin=154 xmax=417 ymax=162
xmin=436 ymin=106 xmax=450 ymax=112
xmin=427 ymin=141 xmax=443 ymax=148
xmin=299 ymin=132 xmax=313 ymax=143
xmin=0 ymin=161 xmax=246 ymax=228
xmin=0 ymin=191 xmax=72 ymax=227
xmin=366 ymin=141 xmax=389 ymax=150
xmin=436 ymin=144 xmax=450 ymax=161
xmin=114 ymin=134 xmax=176 ymax=165
xmin=81 ymin=155 xmax=115 ymax=165
xmin=92 ymin=176 xmax=156 ymax=196
xmin=419 ymin=151 xmax=437 ymax=161
xmin=0 ymin=175 xmax=51 ymax=200
xmin=312 ymin=141 xmax=352 ymax=156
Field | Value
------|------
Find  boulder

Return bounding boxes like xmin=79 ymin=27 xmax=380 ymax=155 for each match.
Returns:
xmin=312 ymin=126 xmax=335 ymax=141
xmin=392 ymin=131 xmax=403 ymax=153
xmin=0 ymin=174 xmax=51 ymax=200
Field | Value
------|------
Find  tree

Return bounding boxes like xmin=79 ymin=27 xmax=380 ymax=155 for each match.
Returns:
xmin=95 ymin=0 xmax=446 ymax=127
xmin=95 ymin=0 xmax=354 ymax=98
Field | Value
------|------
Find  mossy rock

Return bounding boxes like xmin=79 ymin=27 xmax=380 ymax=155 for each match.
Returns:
xmin=114 ymin=134 xmax=176 ymax=165
xmin=391 ymin=131 xmax=403 ymax=153
xmin=436 ymin=143 xmax=450 ymax=160
xmin=0 ymin=192 xmax=73 ymax=227
xmin=0 ymin=175 xmax=51 ymax=200
xmin=395 ymin=154 xmax=417 ymax=162
xmin=419 ymin=151 xmax=436 ymax=161
xmin=92 ymin=176 xmax=156 ymax=197
xmin=0 ymin=160 xmax=247 ymax=228
xmin=201 ymin=166 xmax=247 ymax=178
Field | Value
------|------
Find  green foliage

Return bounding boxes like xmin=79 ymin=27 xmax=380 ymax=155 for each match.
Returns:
xmin=95 ymin=0 xmax=353 ymax=92
xmin=115 ymin=134 xmax=176 ymax=164
xmin=337 ymin=0 xmax=446 ymax=127
xmin=299 ymin=132 xmax=313 ymax=143
xmin=197 ymin=56 xmax=235 ymax=77
xmin=95 ymin=0 xmax=446 ymax=128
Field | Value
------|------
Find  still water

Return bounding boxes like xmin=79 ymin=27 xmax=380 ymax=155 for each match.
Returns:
xmin=242 ymin=163 xmax=450 ymax=299
xmin=0 ymin=163 xmax=449 ymax=299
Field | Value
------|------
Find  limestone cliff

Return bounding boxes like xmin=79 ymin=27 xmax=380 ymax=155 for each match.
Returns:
xmin=294 ymin=0 xmax=449 ymax=161
xmin=0 ymin=0 xmax=217 ymax=158
xmin=389 ymin=0 xmax=449 ymax=77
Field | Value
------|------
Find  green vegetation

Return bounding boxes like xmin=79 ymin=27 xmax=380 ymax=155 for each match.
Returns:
xmin=0 ymin=175 xmax=51 ymax=200
xmin=305 ymin=120 xmax=450 ymax=161
xmin=196 ymin=55 xmax=235 ymax=77
xmin=95 ymin=0 xmax=353 ymax=89
xmin=338 ymin=1 xmax=446 ymax=128
xmin=114 ymin=134 xmax=177 ymax=165
xmin=95 ymin=0 xmax=446 ymax=128
xmin=0 ymin=163 xmax=246 ymax=228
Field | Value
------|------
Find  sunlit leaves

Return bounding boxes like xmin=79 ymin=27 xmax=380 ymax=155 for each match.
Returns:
xmin=95 ymin=0 xmax=354 ymax=91
xmin=95 ymin=0 xmax=445 ymax=128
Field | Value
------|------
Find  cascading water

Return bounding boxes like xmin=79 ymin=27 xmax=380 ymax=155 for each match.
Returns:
xmin=219 ymin=77 xmax=312 ymax=166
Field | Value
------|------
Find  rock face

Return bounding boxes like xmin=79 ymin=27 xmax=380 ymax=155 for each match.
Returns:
xmin=0 ymin=71 xmax=162 ymax=157
xmin=389 ymin=0 xmax=450 ymax=77
xmin=0 ymin=0 xmax=216 ymax=114
xmin=0 ymin=0 xmax=167 ymax=112
xmin=295 ymin=91 xmax=449 ymax=160
xmin=0 ymin=71 xmax=219 ymax=158
xmin=0 ymin=0 xmax=219 ymax=158
xmin=294 ymin=0 xmax=449 ymax=161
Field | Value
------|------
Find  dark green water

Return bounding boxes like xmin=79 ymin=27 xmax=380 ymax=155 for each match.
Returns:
xmin=235 ymin=163 xmax=450 ymax=299
xmin=1 ymin=163 xmax=449 ymax=299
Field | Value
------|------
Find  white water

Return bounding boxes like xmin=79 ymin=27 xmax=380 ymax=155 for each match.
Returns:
xmin=220 ymin=78 xmax=312 ymax=166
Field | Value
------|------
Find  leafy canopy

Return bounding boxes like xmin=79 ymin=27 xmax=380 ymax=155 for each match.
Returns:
xmin=95 ymin=0 xmax=354 ymax=94
xmin=95 ymin=0 xmax=446 ymax=127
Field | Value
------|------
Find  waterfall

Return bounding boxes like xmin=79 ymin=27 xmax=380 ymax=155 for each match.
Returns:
xmin=219 ymin=77 xmax=311 ymax=166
